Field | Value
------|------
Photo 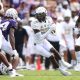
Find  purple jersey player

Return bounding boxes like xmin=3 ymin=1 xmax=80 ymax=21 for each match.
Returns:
xmin=0 ymin=8 xmax=23 ymax=77
xmin=1 ymin=19 xmax=17 ymax=40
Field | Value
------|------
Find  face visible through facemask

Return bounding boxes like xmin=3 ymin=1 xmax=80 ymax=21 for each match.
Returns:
xmin=64 ymin=17 xmax=70 ymax=23
xmin=35 ymin=12 xmax=46 ymax=22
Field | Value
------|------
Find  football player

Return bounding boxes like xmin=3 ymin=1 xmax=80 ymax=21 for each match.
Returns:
xmin=60 ymin=11 xmax=76 ymax=67
xmin=31 ymin=6 xmax=72 ymax=76
xmin=0 ymin=1 xmax=15 ymax=77
xmin=0 ymin=8 xmax=23 ymax=77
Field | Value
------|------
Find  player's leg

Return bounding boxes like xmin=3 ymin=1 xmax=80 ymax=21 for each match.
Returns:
xmin=0 ymin=30 xmax=12 ymax=69
xmin=68 ymin=40 xmax=77 ymax=66
xmin=74 ymin=38 xmax=80 ymax=70
xmin=75 ymin=37 xmax=80 ymax=51
xmin=45 ymin=57 xmax=51 ymax=70
xmin=43 ymin=39 xmax=61 ymax=61
xmin=1 ymin=38 xmax=23 ymax=77
xmin=35 ymin=44 xmax=59 ymax=69
xmin=0 ymin=50 xmax=24 ymax=77
xmin=50 ymin=47 xmax=61 ymax=61
xmin=74 ymin=51 xmax=80 ymax=71
xmin=35 ymin=44 xmax=72 ymax=76
xmin=44 ymin=40 xmax=72 ymax=68
xmin=59 ymin=45 xmax=72 ymax=71
xmin=1 ymin=38 xmax=19 ymax=69
xmin=70 ymin=50 xmax=77 ymax=66
xmin=0 ymin=31 xmax=16 ymax=76
xmin=0 ymin=51 xmax=12 ymax=68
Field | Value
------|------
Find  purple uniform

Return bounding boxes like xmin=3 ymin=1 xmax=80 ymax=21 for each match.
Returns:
xmin=1 ymin=19 xmax=17 ymax=40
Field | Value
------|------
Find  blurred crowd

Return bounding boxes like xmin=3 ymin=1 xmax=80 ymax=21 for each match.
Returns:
xmin=2 ymin=0 xmax=79 ymax=24
xmin=0 ymin=0 xmax=80 ymax=71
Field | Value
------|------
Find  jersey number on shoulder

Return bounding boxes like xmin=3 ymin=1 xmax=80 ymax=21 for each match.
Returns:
xmin=0 ymin=21 xmax=10 ymax=31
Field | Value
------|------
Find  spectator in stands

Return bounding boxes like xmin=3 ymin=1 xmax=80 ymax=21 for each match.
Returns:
xmin=17 ymin=0 xmax=30 ymax=25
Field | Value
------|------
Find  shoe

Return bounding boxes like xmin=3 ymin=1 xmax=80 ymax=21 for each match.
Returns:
xmin=15 ymin=72 xmax=24 ymax=77
xmin=7 ymin=69 xmax=16 ymax=77
xmin=59 ymin=68 xmax=72 ymax=76
xmin=7 ymin=69 xmax=23 ymax=77
xmin=0 ymin=63 xmax=7 ymax=75
xmin=26 ymin=64 xmax=31 ymax=70
xmin=74 ymin=63 xmax=80 ymax=71
xmin=26 ymin=64 xmax=35 ymax=70
xmin=61 ymin=58 xmax=72 ymax=68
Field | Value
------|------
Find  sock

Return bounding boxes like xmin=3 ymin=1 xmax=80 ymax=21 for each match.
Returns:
xmin=71 ymin=60 xmax=77 ymax=66
xmin=76 ymin=51 xmax=80 ymax=63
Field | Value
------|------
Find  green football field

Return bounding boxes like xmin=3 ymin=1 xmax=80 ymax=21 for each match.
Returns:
xmin=0 ymin=70 xmax=80 ymax=80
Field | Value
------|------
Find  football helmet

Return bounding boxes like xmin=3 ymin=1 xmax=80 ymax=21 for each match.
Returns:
xmin=63 ymin=11 xmax=71 ymax=22
xmin=35 ymin=6 xmax=47 ymax=22
xmin=35 ymin=6 xmax=47 ymax=14
xmin=5 ymin=8 xmax=18 ymax=20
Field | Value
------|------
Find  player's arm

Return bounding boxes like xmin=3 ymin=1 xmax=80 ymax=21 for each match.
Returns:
xmin=9 ymin=27 xmax=19 ymax=57
xmin=41 ymin=28 xmax=54 ymax=39
xmin=9 ymin=27 xmax=15 ymax=50
xmin=41 ymin=23 xmax=56 ymax=39
xmin=34 ymin=24 xmax=55 ymax=40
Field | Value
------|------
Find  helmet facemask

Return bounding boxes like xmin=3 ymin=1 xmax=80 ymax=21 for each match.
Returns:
xmin=64 ymin=17 xmax=70 ymax=23
xmin=35 ymin=12 xmax=46 ymax=22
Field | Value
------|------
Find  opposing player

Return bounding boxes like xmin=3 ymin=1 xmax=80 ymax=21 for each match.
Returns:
xmin=0 ymin=8 xmax=23 ymax=77
xmin=23 ymin=17 xmax=37 ymax=70
xmin=0 ymin=1 xmax=17 ymax=77
xmin=60 ymin=11 xmax=76 ymax=67
xmin=31 ymin=6 xmax=72 ymax=76
xmin=0 ymin=28 xmax=13 ymax=76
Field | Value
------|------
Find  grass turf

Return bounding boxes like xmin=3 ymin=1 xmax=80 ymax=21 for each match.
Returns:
xmin=0 ymin=70 xmax=80 ymax=80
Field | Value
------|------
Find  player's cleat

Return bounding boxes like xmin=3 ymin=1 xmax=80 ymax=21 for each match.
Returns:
xmin=59 ymin=68 xmax=72 ymax=76
xmin=7 ymin=69 xmax=24 ymax=77
xmin=15 ymin=72 xmax=24 ymax=77
xmin=74 ymin=63 xmax=80 ymax=71
xmin=61 ymin=58 xmax=72 ymax=68
xmin=0 ymin=71 xmax=3 ymax=75
xmin=26 ymin=63 xmax=36 ymax=70
xmin=26 ymin=63 xmax=31 ymax=70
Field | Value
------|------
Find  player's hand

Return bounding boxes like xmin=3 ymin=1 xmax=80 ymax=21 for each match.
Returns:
xmin=50 ymin=24 xmax=56 ymax=31
xmin=13 ymin=50 xmax=19 ymax=57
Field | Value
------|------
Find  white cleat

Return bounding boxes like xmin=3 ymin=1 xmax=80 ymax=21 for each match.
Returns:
xmin=8 ymin=69 xmax=24 ymax=77
xmin=74 ymin=64 xmax=80 ymax=71
xmin=61 ymin=58 xmax=72 ymax=68
xmin=59 ymin=68 xmax=72 ymax=76
xmin=15 ymin=73 xmax=24 ymax=77
xmin=26 ymin=64 xmax=36 ymax=70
